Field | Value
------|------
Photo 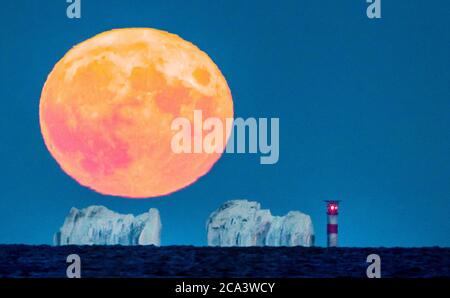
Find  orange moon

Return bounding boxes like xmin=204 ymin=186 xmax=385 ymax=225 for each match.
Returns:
xmin=39 ymin=28 xmax=233 ymax=198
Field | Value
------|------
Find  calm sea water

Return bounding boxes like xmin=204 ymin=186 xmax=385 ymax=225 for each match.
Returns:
xmin=0 ymin=245 xmax=448 ymax=278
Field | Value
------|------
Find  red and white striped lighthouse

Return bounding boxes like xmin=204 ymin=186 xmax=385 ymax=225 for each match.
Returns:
xmin=325 ymin=200 xmax=340 ymax=247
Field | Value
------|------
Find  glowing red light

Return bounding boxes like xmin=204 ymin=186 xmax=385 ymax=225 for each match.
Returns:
xmin=327 ymin=203 xmax=339 ymax=214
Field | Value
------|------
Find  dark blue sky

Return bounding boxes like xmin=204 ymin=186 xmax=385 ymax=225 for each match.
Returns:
xmin=0 ymin=0 xmax=449 ymax=247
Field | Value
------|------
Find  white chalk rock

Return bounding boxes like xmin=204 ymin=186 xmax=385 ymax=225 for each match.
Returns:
xmin=54 ymin=206 xmax=161 ymax=246
xmin=207 ymin=200 xmax=314 ymax=247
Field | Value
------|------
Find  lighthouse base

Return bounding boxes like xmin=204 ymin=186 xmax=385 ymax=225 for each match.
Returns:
xmin=327 ymin=233 xmax=338 ymax=247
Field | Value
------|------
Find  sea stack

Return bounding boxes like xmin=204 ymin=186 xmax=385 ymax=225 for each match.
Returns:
xmin=206 ymin=200 xmax=314 ymax=247
xmin=54 ymin=205 xmax=161 ymax=246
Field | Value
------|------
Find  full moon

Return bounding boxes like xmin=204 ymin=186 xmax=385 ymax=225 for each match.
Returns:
xmin=40 ymin=28 xmax=233 ymax=198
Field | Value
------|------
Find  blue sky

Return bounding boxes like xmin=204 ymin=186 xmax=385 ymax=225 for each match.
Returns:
xmin=0 ymin=0 xmax=449 ymax=247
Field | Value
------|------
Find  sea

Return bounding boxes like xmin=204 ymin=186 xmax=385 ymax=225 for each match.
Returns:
xmin=0 ymin=245 xmax=448 ymax=278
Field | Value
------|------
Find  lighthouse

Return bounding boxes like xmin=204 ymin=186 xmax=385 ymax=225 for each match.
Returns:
xmin=325 ymin=200 xmax=340 ymax=247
